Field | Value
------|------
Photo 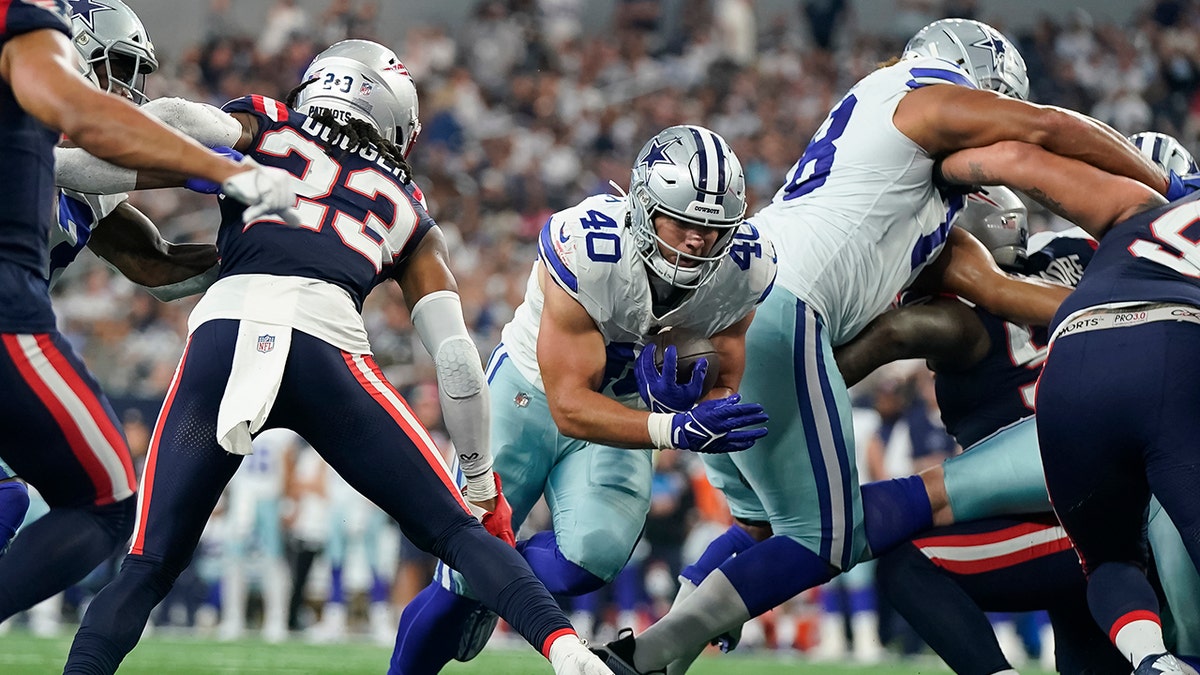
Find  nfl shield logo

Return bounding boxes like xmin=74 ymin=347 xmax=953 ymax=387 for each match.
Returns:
xmin=359 ymin=81 xmax=374 ymax=96
xmin=257 ymin=334 xmax=275 ymax=353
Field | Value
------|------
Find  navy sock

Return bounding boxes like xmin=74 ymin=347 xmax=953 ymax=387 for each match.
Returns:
xmin=65 ymin=555 xmax=181 ymax=674
xmin=0 ymin=481 xmax=29 ymax=553
xmin=0 ymin=496 xmax=135 ymax=622
xmin=876 ymin=542 xmax=1011 ymax=675
xmin=680 ymin=525 xmax=756 ymax=586
xmin=861 ymin=476 xmax=933 ymax=557
xmin=389 ymin=582 xmax=481 ymax=675
xmin=1087 ymin=562 xmax=1161 ymax=638
xmin=517 ymin=530 xmax=606 ymax=595
xmin=720 ymin=535 xmax=838 ymax=617
xmin=434 ymin=523 xmax=574 ymax=657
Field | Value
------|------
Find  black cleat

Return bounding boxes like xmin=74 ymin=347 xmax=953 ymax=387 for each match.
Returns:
xmin=589 ymin=629 xmax=665 ymax=675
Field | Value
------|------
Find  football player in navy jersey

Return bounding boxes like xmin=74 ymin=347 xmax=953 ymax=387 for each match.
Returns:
xmin=928 ymin=138 xmax=1199 ymax=674
xmin=63 ymin=39 xmax=611 ymax=675
xmin=0 ymin=0 xmax=295 ymax=625
xmin=0 ymin=0 xmax=227 ymax=625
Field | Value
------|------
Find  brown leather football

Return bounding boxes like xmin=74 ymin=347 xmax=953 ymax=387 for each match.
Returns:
xmin=650 ymin=329 xmax=720 ymax=394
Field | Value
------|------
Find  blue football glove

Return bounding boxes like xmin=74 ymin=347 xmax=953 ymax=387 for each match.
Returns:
xmin=671 ymin=394 xmax=768 ymax=454
xmin=185 ymin=146 xmax=245 ymax=194
xmin=636 ymin=343 xmax=708 ymax=414
xmin=1166 ymin=170 xmax=1200 ymax=201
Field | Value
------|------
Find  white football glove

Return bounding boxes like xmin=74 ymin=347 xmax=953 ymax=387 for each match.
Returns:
xmin=220 ymin=159 xmax=301 ymax=227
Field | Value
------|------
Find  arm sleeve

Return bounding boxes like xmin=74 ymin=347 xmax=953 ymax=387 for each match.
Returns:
xmin=142 ymin=97 xmax=242 ymax=148
xmin=409 ymin=290 xmax=496 ymax=502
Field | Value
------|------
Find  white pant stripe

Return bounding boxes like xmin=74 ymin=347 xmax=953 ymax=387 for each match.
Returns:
xmin=800 ymin=306 xmax=847 ymax=567
xmin=16 ymin=335 xmax=131 ymax=502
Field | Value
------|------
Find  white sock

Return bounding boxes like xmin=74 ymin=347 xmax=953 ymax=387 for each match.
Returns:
xmin=634 ymin=570 xmax=750 ymax=672
xmin=665 ymin=579 xmax=706 ymax=675
xmin=1114 ymin=617 xmax=1168 ymax=667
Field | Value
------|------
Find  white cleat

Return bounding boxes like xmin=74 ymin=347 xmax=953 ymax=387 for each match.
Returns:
xmin=549 ymin=634 xmax=616 ymax=675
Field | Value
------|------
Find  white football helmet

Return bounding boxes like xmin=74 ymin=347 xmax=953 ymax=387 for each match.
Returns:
xmin=1129 ymin=131 xmax=1198 ymax=176
xmin=69 ymin=0 xmax=158 ymax=105
xmin=955 ymin=186 xmax=1028 ymax=269
xmin=904 ymin=18 xmax=1029 ymax=101
xmin=294 ymin=39 xmax=421 ymax=157
xmin=628 ymin=125 xmax=747 ymax=289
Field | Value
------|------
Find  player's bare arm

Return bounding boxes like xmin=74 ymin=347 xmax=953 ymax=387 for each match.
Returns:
xmin=86 ymin=202 xmax=219 ymax=288
xmin=705 ymin=311 xmax=753 ymax=401
xmin=2 ymin=29 xmax=242 ymax=185
xmin=939 ymin=141 xmax=1168 ymax=240
xmin=896 ymin=85 xmax=1168 ymax=193
xmin=835 ymin=298 xmax=990 ymax=387
xmin=537 ymin=264 xmax=656 ymax=448
xmin=915 ymin=227 xmax=1069 ymax=327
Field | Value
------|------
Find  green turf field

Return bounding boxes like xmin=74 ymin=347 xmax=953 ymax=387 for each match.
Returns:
xmin=0 ymin=632 xmax=1057 ymax=674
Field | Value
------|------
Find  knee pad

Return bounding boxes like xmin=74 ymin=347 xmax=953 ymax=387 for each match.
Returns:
xmin=562 ymin=526 xmax=639 ymax=584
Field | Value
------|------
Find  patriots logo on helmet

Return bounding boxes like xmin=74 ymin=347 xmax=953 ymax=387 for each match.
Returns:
xmin=66 ymin=0 xmax=110 ymax=29
xmin=639 ymin=137 xmax=678 ymax=171
xmin=384 ymin=61 xmax=411 ymax=77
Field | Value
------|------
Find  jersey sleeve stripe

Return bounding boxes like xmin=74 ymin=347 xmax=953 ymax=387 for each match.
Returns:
xmin=905 ymin=67 xmax=977 ymax=90
xmin=538 ymin=219 xmax=579 ymax=296
xmin=757 ymin=269 xmax=777 ymax=305
xmin=251 ymin=94 xmax=267 ymax=114
xmin=274 ymin=99 xmax=289 ymax=122
xmin=0 ymin=0 xmax=12 ymax=35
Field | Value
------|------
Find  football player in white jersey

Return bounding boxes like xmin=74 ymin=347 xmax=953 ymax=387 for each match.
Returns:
xmin=391 ymin=125 xmax=775 ymax=674
xmin=596 ymin=19 xmax=1179 ymax=675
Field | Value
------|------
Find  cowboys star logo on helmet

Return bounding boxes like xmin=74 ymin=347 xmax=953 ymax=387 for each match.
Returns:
xmin=639 ymin=137 xmax=679 ymax=171
xmin=66 ymin=0 xmax=110 ymax=29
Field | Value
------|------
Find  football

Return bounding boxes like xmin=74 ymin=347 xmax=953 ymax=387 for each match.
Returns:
xmin=650 ymin=328 xmax=721 ymax=395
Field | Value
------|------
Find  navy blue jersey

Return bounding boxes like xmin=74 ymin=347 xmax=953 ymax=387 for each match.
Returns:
xmin=1054 ymin=192 xmax=1200 ymax=329
xmin=0 ymin=0 xmax=71 ymax=332
xmin=216 ymin=95 xmax=434 ymax=310
xmin=937 ymin=236 xmax=1096 ymax=448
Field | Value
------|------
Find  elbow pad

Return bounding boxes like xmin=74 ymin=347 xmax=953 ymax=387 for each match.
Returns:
xmin=142 ymin=97 xmax=243 ymax=148
xmin=410 ymin=291 xmax=494 ymax=500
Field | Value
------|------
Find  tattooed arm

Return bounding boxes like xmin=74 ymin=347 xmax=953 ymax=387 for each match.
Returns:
xmin=938 ymin=141 xmax=1167 ymax=241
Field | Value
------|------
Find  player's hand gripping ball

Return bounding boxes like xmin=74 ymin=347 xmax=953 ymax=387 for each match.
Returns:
xmin=636 ymin=329 xmax=721 ymax=413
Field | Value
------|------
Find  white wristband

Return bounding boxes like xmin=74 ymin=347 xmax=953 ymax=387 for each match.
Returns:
xmin=464 ymin=468 xmax=498 ymax=503
xmin=647 ymin=412 xmax=675 ymax=450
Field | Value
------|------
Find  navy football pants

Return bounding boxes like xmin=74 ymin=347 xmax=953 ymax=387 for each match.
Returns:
xmin=1037 ymin=320 xmax=1200 ymax=575
xmin=65 ymin=320 xmax=574 ymax=674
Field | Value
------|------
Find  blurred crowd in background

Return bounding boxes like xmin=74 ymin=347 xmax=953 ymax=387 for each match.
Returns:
xmin=28 ymin=0 xmax=1200 ymax=665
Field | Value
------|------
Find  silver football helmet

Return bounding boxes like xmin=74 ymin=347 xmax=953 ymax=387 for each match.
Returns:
xmin=904 ymin=18 xmax=1029 ymax=101
xmin=294 ymin=40 xmax=422 ymax=157
xmin=628 ymin=125 xmax=747 ymax=289
xmin=69 ymin=0 xmax=157 ymax=105
xmin=1129 ymin=131 xmax=1198 ymax=176
xmin=955 ymin=186 xmax=1028 ymax=269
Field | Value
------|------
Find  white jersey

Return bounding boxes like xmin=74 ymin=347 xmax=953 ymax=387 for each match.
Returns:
xmin=754 ymin=56 xmax=974 ymax=346
xmin=48 ymin=189 xmax=127 ymax=287
xmin=500 ymin=193 xmax=777 ymax=403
